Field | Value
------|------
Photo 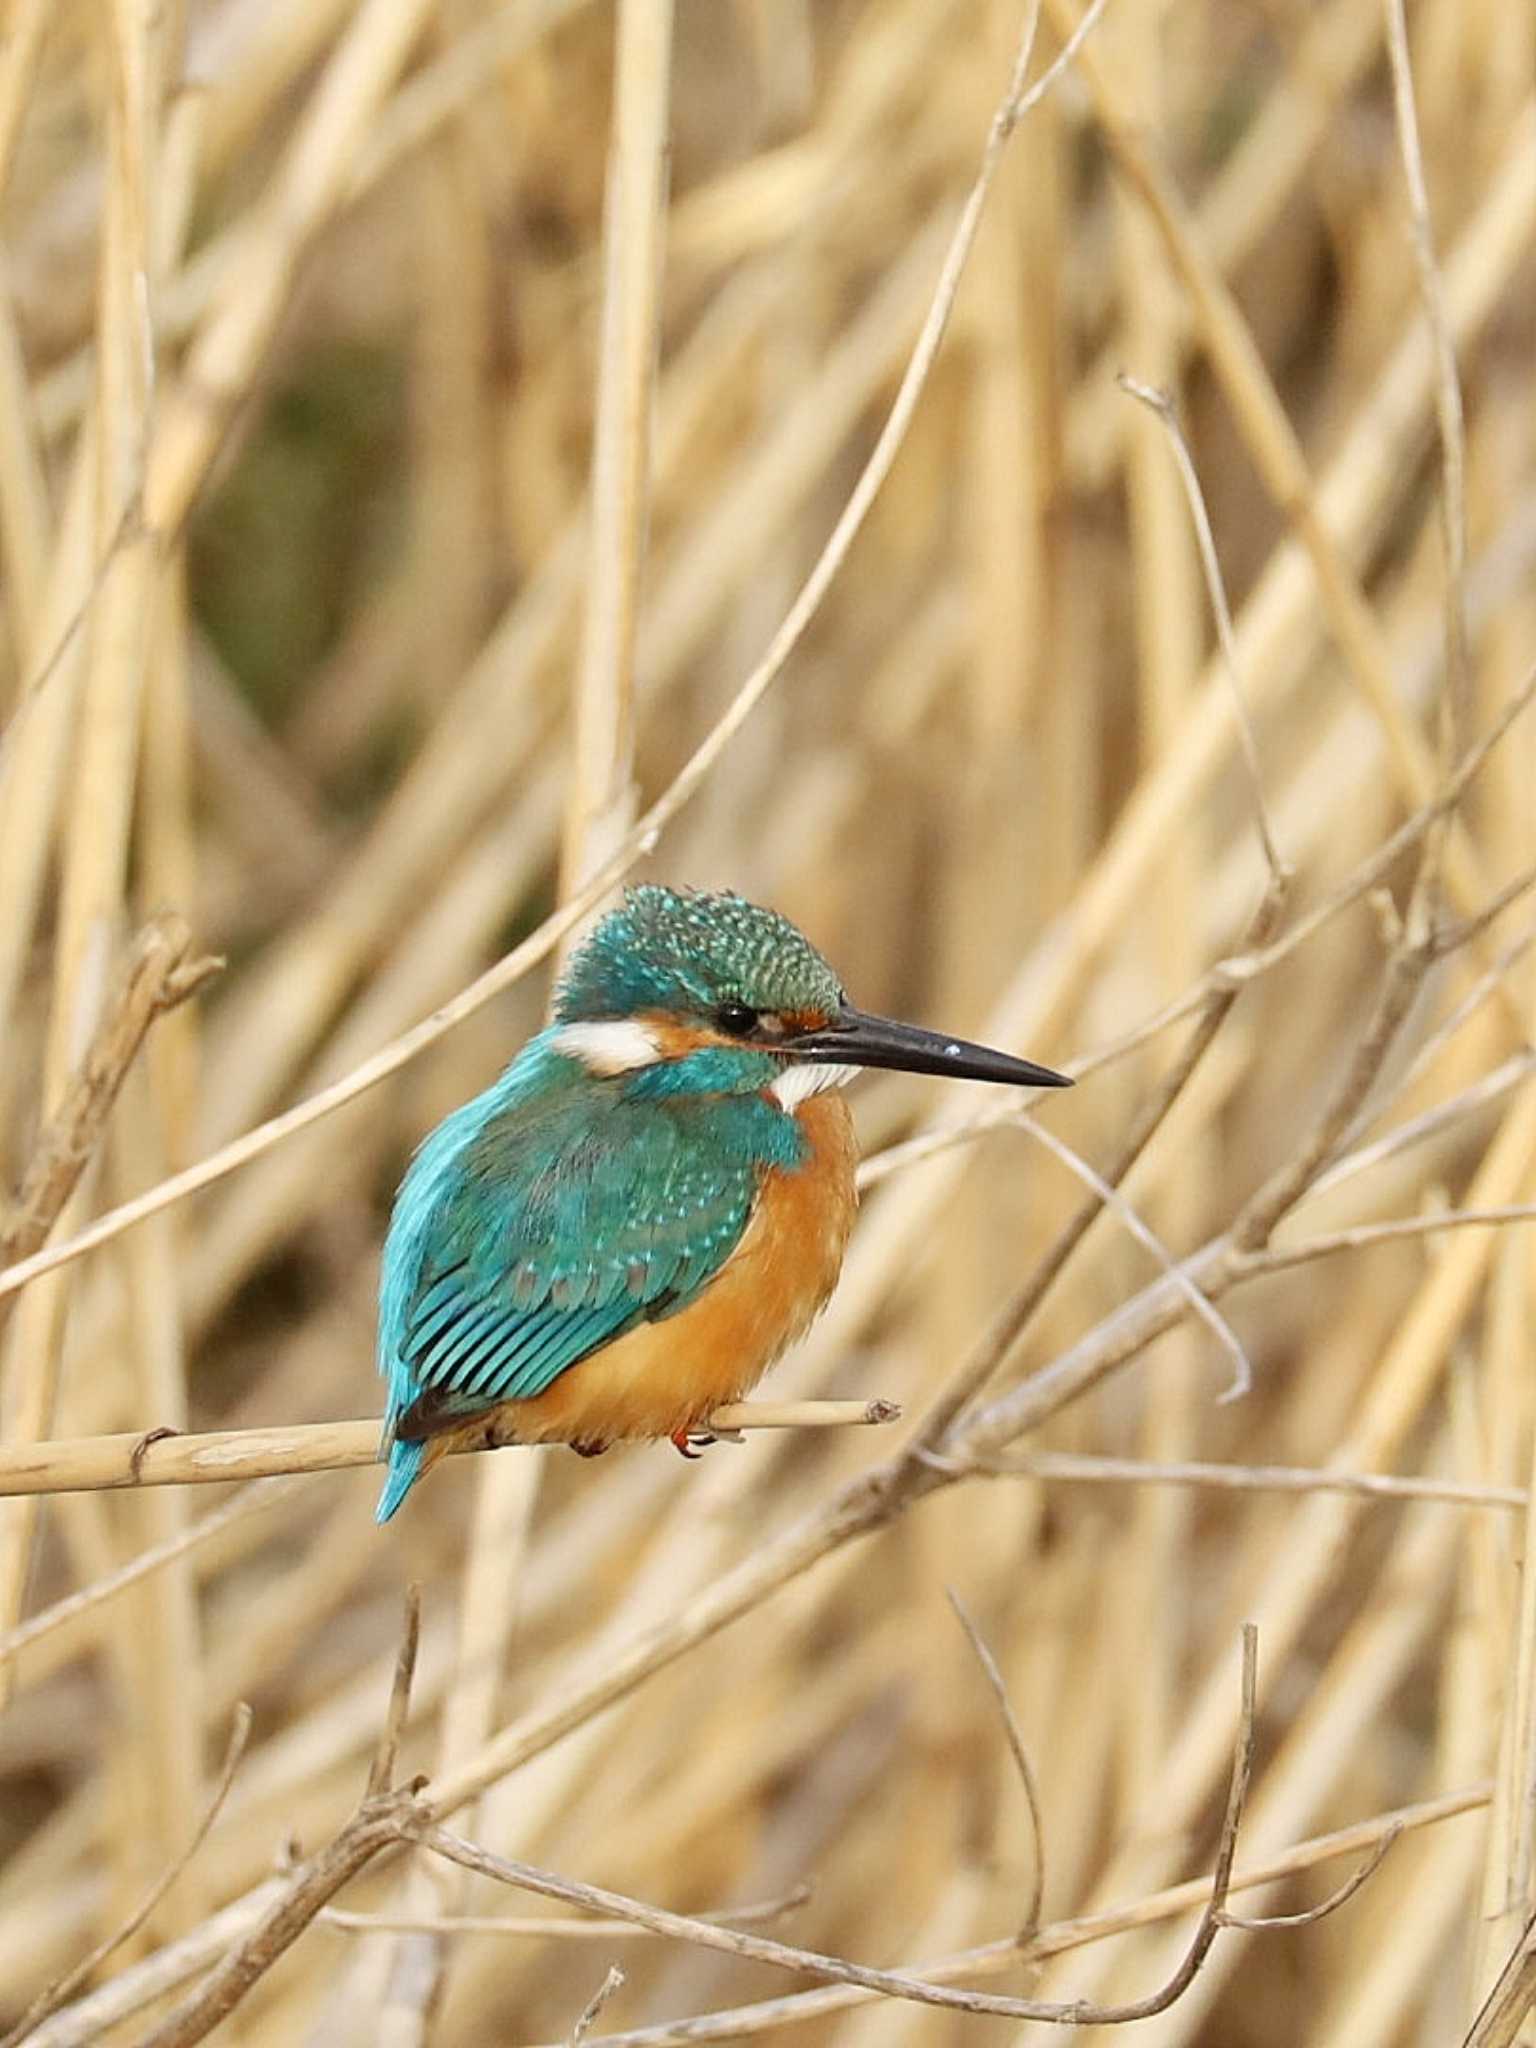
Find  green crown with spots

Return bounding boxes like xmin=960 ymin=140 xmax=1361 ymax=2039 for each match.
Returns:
xmin=554 ymin=887 xmax=843 ymax=1025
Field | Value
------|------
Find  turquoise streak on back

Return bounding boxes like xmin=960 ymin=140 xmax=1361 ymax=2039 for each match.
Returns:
xmin=375 ymin=1028 xmax=806 ymax=1521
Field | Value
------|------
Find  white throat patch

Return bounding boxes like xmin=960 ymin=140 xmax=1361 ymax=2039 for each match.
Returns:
xmin=770 ymin=1061 xmax=859 ymax=1110
xmin=553 ymin=1019 xmax=663 ymax=1076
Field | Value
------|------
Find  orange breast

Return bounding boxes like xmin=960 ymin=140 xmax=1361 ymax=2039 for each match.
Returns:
xmin=448 ymin=1091 xmax=858 ymax=1453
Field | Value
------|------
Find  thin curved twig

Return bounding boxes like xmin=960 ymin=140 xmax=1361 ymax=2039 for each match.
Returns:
xmin=410 ymin=1628 xmax=1258 ymax=2025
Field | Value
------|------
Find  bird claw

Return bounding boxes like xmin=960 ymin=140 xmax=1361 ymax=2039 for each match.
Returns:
xmin=570 ymin=1438 xmax=610 ymax=1459
xmin=671 ymin=1428 xmax=713 ymax=1459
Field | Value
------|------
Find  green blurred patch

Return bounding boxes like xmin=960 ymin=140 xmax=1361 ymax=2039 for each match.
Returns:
xmin=1200 ymin=30 xmax=1274 ymax=170
xmin=189 ymin=340 xmax=407 ymax=725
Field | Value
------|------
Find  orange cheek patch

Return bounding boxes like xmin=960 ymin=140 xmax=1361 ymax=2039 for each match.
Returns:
xmin=777 ymin=1007 xmax=833 ymax=1037
xmin=637 ymin=1012 xmax=715 ymax=1057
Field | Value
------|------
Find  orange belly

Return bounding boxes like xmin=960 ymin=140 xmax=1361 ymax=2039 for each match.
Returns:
xmin=428 ymin=1092 xmax=857 ymax=1460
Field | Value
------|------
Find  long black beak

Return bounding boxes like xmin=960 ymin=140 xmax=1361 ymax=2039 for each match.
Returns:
xmin=786 ymin=1006 xmax=1072 ymax=1089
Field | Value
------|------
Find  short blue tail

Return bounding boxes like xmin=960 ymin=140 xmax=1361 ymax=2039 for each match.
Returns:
xmin=376 ymin=1437 xmax=425 ymax=1523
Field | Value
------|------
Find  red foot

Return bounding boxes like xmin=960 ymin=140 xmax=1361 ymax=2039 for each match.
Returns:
xmin=671 ymin=1428 xmax=712 ymax=1460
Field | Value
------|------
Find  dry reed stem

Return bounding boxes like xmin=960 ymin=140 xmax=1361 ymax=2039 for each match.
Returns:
xmin=962 ymin=1447 xmax=1528 ymax=1511
xmin=0 ymin=0 xmax=1109 ymax=1312
xmin=321 ymin=1882 xmax=813 ymax=1941
xmin=404 ymin=1649 xmax=1247 ymax=2027
xmin=567 ymin=1966 xmax=626 ymax=2047
xmin=1116 ymin=374 xmax=1284 ymax=887
xmin=0 ymin=917 xmax=218 ymax=1286
xmin=6 ymin=5 xmax=1536 ymax=2042
xmin=0 ymin=1701 xmax=250 ymax=2048
xmin=946 ymin=1589 xmax=1047 ymax=1934
xmin=133 ymin=1623 xmax=1259 ymax=2037
xmin=1383 ymin=0 xmax=1470 ymax=754
xmin=558 ymin=0 xmax=671 ymax=900
xmin=116 ymin=1613 xmax=1261 ymax=2040
xmin=388 ymin=15 xmax=680 ymax=2025
xmin=26 ymin=1785 xmax=1486 ymax=2047
xmin=131 ymin=1593 xmax=429 ymax=2048
xmin=1465 ymin=1915 xmax=1536 ymax=2048
xmin=1055 ymin=0 xmax=1504 ymax=966
xmin=0 ymin=917 xmax=216 ymax=1744
xmin=0 ymin=1402 xmax=900 ymax=1498
xmin=0 ymin=0 xmax=165 ymax=1703
xmin=0 ymin=1477 xmax=297 ymax=1667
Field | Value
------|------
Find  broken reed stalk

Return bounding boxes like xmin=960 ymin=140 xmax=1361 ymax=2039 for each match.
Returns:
xmin=0 ymin=1401 xmax=903 ymax=1497
xmin=0 ymin=916 xmax=219 ymax=1321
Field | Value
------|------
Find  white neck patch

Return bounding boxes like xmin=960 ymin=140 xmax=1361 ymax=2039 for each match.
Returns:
xmin=552 ymin=1019 xmax=663 ymax=1076
xmin=770 ymin=1061 xmax=859 ymax=1110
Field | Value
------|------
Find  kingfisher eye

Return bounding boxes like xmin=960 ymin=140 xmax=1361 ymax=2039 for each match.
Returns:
xmin=714 ymin=1001 xmax=759 ymax=1038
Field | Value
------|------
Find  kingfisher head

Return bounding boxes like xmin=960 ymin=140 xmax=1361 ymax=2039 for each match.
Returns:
xmin=549 ymin=886 xmax=1070 ymax=1105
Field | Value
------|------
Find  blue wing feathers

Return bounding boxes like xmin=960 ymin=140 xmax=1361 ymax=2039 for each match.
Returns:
xmin=376 ymin=1438 xmax=424 ymax=1523
xmin=376 ymin=1034 xmax=807 ymax=1520
xmin=415 ymin=1306 xmax=501 ymax=1388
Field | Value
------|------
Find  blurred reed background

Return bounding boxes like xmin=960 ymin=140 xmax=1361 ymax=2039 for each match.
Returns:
xmin=0 ymin=1 xmax=1534 ymax=2042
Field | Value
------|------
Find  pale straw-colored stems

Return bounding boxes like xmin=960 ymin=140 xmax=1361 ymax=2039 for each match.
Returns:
xmin=0 ymin=917 xmax=217 ymax=1313
xmin=1015 ymin=1108 xmax=1254 ymax=1403
xmin=0 ymin=1704 xmax=250 ymax=2048
xmin=145 ymin=0 xmax=437 ymax=541
xmin=7 ymin=9 xmax=1534 ymax=2039
xmin=1056 ymin=0 xmax=1526 ymax=1006
xmin=1383 ymin=0 xmax=1470 ymax=753
xmin=139 ymin=1621 xmax=1261 ymax=2040
xmin=546 ymin=1792 xmax=1481 ymax=2047
xmin=1066 ymin=0 xmax=1424 ymax=823
xmin=1001 ymin=1106 xmax=1536 ymax=2018
xmin=0 ymin=1476 xmax=298 ymax=1671
xmin=0 ymin=0 xmax=1112 ymax=1309
xmin=0 ymin=915 xmax=214 ymax=1733
xmin=384 ymin=7 xmax=673 ymax=2025
xmin=0 ymin=0 xmax=164 ymax=1700
xmin=906 ymin=876 xmax=1286 ymax=1453
xmin=28 ymin=1784 xmax=1487 ymax=2048
xmin=1466 ymin=1923 xmax=1536 ymax=2048
xmin=320 ymin=1882 xmax=813 ymax=1941
xmin=31 ymin=1 xmax=596 ymax=447
xmin=0 ymin=1402 xmax=902 ymax=1500
xmin=557 ymin=0 xmax=671 ymax=900
xmin=1116 ymin=374 xmax=1285 ymax=886
xmin=1377 ymin=19 xmax=1536 ymax=2013
xmin=0 ymin=283 xmax=50 ymax=672
xmin=111 ymin=1618 xmax=1388 ymax=2034
xmin=895 ymin=106 xmax=1536 ymax=1177
xmin=1066 ymin=0 xmax=1386 ymax=490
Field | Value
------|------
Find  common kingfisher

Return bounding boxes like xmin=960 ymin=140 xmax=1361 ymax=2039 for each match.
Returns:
xmin=376 ymin=887 xmax=1070 ymax=1520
